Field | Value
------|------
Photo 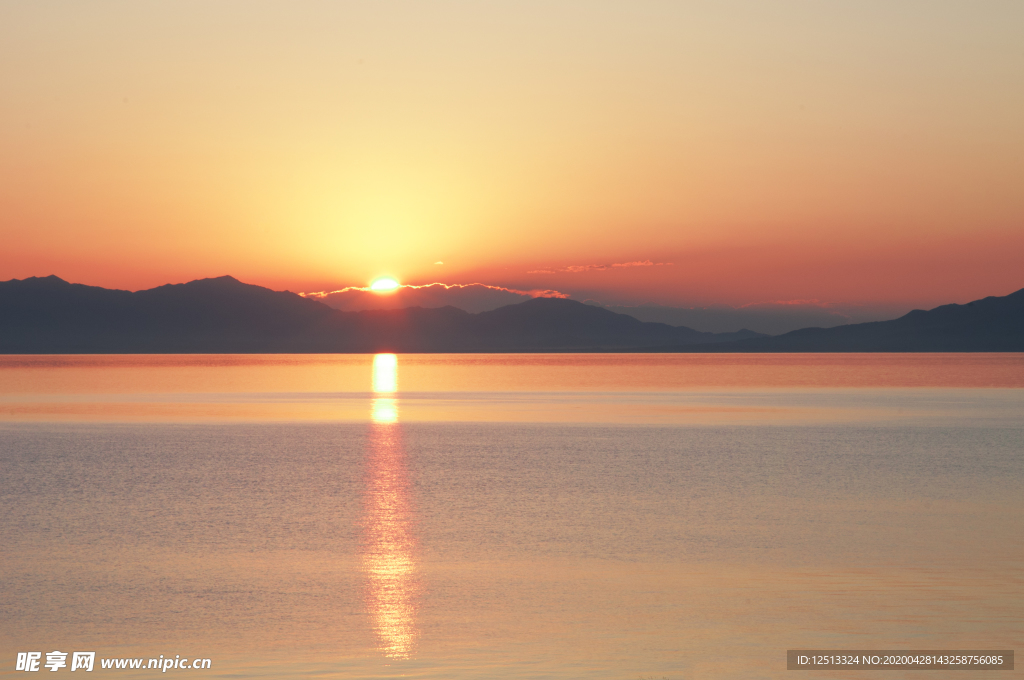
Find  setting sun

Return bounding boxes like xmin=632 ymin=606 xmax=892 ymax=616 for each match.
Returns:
xmin=370 ymin=278 xmax=400 ymax=292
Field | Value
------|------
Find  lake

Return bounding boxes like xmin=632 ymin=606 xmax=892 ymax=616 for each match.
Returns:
xmin=1 ymin=354 xmax=1022 ymax=678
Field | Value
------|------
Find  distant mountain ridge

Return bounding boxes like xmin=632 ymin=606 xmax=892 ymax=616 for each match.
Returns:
xmin=0 ymin=275 xmax=763 ymax=353
xmin=2 ymin=275 xmax=1019 ymax=353
xmin=659 ymin=287 xmax=1024 ymax=352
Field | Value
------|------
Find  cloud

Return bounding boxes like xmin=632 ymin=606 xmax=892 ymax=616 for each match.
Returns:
xmin=528 ymin=260 xmax=673 ymax=274
xmin=301 ymin=282 xmax=569 ymax=313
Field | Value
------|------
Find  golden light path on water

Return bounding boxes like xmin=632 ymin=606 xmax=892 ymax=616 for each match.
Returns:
xmin=362 ymin=353 xmax=418 ymax=659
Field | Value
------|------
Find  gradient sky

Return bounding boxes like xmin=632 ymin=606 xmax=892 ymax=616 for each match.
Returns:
xmin=2 ymin=1 xmax=1022 ymax=312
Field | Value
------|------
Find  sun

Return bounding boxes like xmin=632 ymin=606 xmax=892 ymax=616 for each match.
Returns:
xmin=370 ymin=277 xmax=400 ymax=292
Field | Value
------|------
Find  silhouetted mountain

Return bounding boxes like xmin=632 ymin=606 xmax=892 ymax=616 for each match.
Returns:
xmin=657 ymin=288 xmax=1024 ymax=352
xmin=588 ymin=301 xmax=904 ymax=335
xmin=0 ymin=276 xmax=334 ymax=352
xmin=471 ymin=297 xmax=761 ymax=350
xmin=0 ymin=276 xmax=764 ymax=353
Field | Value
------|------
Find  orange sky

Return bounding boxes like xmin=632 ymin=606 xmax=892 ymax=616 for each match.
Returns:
xmin=1 ymin=2 xmax=1022 ymax=311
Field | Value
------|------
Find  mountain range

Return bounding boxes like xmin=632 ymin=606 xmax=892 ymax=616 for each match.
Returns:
xmin=0 ymin=275 xmax=762 ymax=353
xmin=661 ymin=287 xmax=1024 ymax=352
xmin=1 ymin=275 xmax=1020 ymax=353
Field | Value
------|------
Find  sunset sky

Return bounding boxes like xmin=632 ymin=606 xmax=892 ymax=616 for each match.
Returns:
xmin=2 ymin=1 xmax=1022 ymax=317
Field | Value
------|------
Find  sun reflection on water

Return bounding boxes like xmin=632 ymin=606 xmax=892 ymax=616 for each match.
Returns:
xmin=372 ymin=353 xmax=398 ymax=394
xmin=362 ymin=353 xmax=418 ymax=659
xmin=371 ymin=398 xmax=398 ymax=424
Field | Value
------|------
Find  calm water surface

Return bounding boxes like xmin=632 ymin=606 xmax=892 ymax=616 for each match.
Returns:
xmin=1 ymin=354 xmax=1022 ymax=679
